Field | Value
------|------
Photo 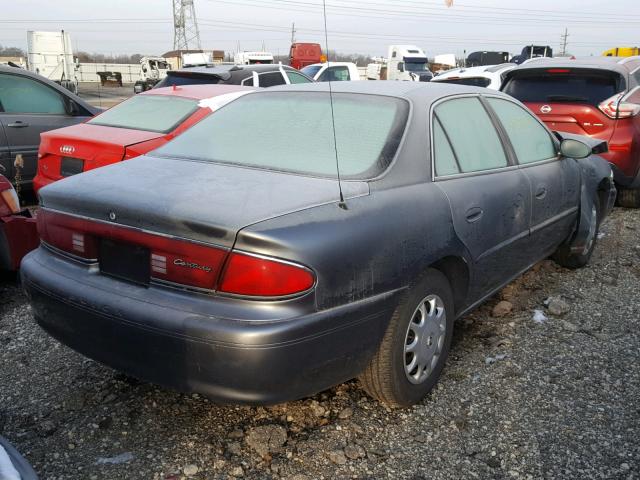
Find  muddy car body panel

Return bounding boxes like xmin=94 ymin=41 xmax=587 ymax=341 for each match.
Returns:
xmin=21 ymin=82 xmax=615 ymax=404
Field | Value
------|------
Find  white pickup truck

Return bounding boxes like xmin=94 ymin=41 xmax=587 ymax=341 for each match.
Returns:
xmin=300 ymin=62 xmax=361 ymax=82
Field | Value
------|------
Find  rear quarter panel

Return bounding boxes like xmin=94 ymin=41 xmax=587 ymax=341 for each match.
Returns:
xmin=234 ymin=183 xmax=472 ymax=312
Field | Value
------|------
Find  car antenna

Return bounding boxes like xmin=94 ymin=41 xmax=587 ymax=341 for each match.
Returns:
xmin=322 ymin=0 xmax=347 ymax=210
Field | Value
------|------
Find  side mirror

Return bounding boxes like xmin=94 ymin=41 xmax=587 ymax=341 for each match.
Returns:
xmin=398 ymin=62 xmax=404 ymax=72
xmin=560 ymin=139 xmax=591 ymax=159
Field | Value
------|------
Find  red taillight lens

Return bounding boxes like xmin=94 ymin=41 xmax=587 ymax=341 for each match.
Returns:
xmin=219 ymin=252 xmax=315 ymax=297
xmin=37 ymin=210 xmax=227 ymax=290
xmin=547 ymin=68 xmax=570 ymax=74
xmin=599 ymin=93 xmax=640 ymax=119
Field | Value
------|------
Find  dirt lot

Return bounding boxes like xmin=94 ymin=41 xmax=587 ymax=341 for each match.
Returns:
xmin=1 ymin=207 xmax=639 ymax=480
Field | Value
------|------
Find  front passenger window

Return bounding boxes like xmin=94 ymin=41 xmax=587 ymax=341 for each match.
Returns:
xmin=434 ymin=97 xmax=507 ymax=173
xmin=487 ymin=98 xmax=556 ymax=164
xmin=0 ymin=73 xmax=66 ymax=114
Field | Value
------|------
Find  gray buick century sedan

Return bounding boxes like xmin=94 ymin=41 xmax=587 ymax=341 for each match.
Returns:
xmin=22 ymin=82 xmax=615 ymax=407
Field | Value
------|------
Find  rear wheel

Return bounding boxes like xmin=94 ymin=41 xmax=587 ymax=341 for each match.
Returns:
xmin=358 ymin=269 xmax=454 ymax=407
xmin=616 ymin=187 xmax=640 ymax=208
xmin=552 ymin=197 xmax=600 ymax=269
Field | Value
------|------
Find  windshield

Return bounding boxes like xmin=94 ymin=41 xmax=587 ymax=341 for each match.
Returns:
xmin=154 ymin=92 xmax=409 ymax=179
xmin=437 ymin=77 xmax=491 ymax=88
xmin=301 ymin=65 xmax=322 ymax=78
xmin=405 ymin=62 xmax=428 ymax=72
xmin=503 ymin=71 xmax=622 ymax=106
xmin=88 ymin=95 xmax=198 ymax=133
xmin=155 ymin=73 xmax=223 ymax=88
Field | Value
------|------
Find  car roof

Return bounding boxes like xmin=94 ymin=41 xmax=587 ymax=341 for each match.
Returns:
xmin=264 ymin=80 xmax=504 ymax=103
xmin=514 ymin=56 xmax=640 ymax=73
xmin=143 ymin=84 xmax=254 ymax=100
xmin=0 ymin=64 xmax=99 ymax=114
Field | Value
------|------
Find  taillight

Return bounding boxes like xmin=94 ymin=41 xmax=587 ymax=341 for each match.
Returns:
xmin=219 ymin=251 xmax=315 ymax=297
xmin=599 ymin=93 xmax=640 ymax=119
xmin=547 ymin=68 xmax=570 ymax=74
xmin=37 ymin=209 xmax=227 ymax=289
xmin=37 ymin=210 xmax=315 ymax=297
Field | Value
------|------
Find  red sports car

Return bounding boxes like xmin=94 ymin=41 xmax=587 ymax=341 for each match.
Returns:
xmin=34 ymin=84 xmax=253 ymax=194
xmin=0 ymin=175 xmax=38 ymax=271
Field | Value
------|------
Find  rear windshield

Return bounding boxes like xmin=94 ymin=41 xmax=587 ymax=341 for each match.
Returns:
xmin=503 ymin=70 xmax=622 ymax=106
xmin=154 ymin=92 xmax=409 ymax=179
xmin=88 ymin=95 xmax=198 ymax=133
xmin=155 ymin=73 xmax=224 ymax=88
xmin=437 ymin=77 xmax=491 ymax=88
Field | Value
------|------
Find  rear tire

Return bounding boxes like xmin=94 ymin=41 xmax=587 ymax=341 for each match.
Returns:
xmin=616 ymin=187 xmax=640 ymax=208
xmin=358 ymin=269 xmax=454 ymax=407
xmin=552 ymin=197 xmax=600 ymax=269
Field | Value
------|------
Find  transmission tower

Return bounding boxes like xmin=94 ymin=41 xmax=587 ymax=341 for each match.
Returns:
xmin=560 ymin=28 xmax=569 ymax=56
xmin=173 ymin=0 xmax=201 ymax=51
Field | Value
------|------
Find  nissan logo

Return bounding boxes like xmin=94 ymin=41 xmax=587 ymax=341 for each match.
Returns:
xmin=540 ymin=105 xmax=552 ymax=114
xmin=60 ymin=145 xmax=75 ymax=154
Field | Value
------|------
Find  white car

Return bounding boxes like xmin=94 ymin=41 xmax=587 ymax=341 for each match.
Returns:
xmin=301 ymin=62 xmax=361 ymax=82
xmin=431 ymin=63 xmax=515 ymax=90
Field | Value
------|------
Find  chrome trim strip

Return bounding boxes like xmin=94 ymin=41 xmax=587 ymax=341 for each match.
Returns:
xmin=529 ymin=206 xmax=578 ymax=234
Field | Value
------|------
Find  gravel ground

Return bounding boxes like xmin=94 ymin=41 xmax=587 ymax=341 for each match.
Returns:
xmin=1 ymin=207 xmax=639 ymax=480
xmin=77 ymin=82 xmax=133 ymax=108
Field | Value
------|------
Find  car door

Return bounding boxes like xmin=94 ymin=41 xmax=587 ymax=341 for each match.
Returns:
xmin=0 ymin=71 xmax=87 ymax=188
xmin=431 ymin=95 xmax=533 ymax=298
xmin=485 ymin=96 xmax=580 ymax=254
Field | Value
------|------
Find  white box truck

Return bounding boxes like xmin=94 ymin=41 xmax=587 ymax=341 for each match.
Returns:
xmin=367 ymin=45 xmax=433 ymax=82
xmin=234 ymin=51 xmax=274 ymax=65
xmin=27 ymin=30 xmax=78 ymax=93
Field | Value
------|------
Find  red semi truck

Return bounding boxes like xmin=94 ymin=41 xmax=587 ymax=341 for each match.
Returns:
xmin=289 ymin=43 xmax=324 ymax=70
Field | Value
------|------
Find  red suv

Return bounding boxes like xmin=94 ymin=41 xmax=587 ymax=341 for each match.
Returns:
xmin=502 ymin=57 xmax=640 ymax=206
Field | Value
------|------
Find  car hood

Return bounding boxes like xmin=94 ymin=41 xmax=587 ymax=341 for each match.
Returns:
xmin=38 ymin=154 xmax=369 ymax=247
xmin=40 ymin=124 xmax=166 ymax=162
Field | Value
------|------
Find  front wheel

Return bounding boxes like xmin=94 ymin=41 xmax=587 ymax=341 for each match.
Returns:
xmin=358 ymin=269 xmax=454 ymax=407
xmin=552 ymin=197 xmax=600 ymax=269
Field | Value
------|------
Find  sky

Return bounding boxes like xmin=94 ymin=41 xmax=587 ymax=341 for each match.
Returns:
xmin=1 ymin=0 xmax=639 ymax=59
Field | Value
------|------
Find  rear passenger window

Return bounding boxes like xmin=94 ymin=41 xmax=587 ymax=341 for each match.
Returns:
xmin=257 ymin=72 xmax=285 ymax=87
xmin=434 ymin=97 xmax=507 ymax=173
xmin=0 ymin=73 xmax=66 ymax=114
xmin=487 ymin=98 xmax=556 ymax=164
xmin=433 ymin=117 xmax=459 ymax=176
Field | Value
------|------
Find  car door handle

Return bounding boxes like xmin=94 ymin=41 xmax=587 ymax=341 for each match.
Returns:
xmin=465 ymin=207 xmax=483 ymax=223
xmin=7 ymin=121 xmax=29 ymax=128
xmin=535 ymin=187 xmax=547 ymax=199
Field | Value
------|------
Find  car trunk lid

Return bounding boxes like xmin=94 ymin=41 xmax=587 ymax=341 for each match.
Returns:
xmin=38 ymin=154 xmax=368 ymax=248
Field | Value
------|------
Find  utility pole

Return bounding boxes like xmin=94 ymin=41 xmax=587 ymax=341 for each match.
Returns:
xmin=560 ymin=28 xmax=569 ymax=56
xmin=291 ymin=22 xmax=296 ymax=44
xmin=173 ymin=0 xmax=202 ymax=51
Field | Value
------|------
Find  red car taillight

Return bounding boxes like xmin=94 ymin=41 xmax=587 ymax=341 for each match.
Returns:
xmin=219 ymin=251 xmax=315 ymax=297
xmin=37 ymin=210 xmax=226 ymax=290
xmin=37 ymin=209 xmax=315 ymax=297
xmin=599 ymin=93 xmax=640 ymax=119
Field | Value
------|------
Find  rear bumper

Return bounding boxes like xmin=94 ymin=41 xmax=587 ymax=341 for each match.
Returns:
xmin=21 ymin=247 xmax=399 ymax=404
xmin=0 ymin=212 xmax=38 ymax=271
